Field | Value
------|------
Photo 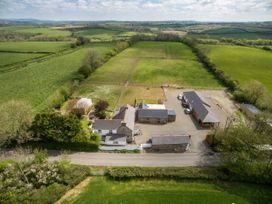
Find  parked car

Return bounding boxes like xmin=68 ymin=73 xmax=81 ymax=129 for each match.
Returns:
xmin=184 ymin=108 xmax=192 ymax=114
xmin=177 ymin=94 xmax=183 ymax=100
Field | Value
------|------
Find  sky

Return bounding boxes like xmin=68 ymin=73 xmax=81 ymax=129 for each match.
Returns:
xmin=0 ymin=0 xmax=272 ymax=22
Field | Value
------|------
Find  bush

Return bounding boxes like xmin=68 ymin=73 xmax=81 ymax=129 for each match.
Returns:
xmin=95 ymin=111 xmax=106 ymax=119
xmin=31 ymin=112 xmax=82 ymax=142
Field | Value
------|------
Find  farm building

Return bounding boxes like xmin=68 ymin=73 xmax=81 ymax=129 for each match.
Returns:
xmin=240 ymin=103 xmax=261 ymax=119
xmin=183 ymin=91 xmax=219 ymax=127
xmin=73 ymin=98 xmax=92 ymax=115
xmin=150 ymin=135 xmax=190 ymax=153
xmin=92 ymin=105 xmax=136 ymax=145
xmin=136 ymin=102 xmax=176 ymax=124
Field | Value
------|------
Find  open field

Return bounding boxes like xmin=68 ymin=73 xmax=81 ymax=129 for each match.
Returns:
xmin=199 ymin=44 xmax=272 ymax=92
xmin=0 ymin=41 xmax=71 ymax=52
xmin=0 ymin=26 xmax=71 ymax=37
xmin=65 ymin=177 xmax=271 ymax=204
xmin=88 ymin=41 xmax=221 ymax=88
xmin=0 ymin=43 xmax=115 ymax=110
xmin=189 ymin=27 xmax=272 ymax=39
xmin=0 ymin=52 xmax=45 ymax=67
xmin=75 ymin=28 xmax=122 ymax=41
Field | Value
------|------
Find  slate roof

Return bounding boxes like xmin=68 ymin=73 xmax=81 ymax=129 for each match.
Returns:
xmin=92 ymin=119 xmax=122 ymax=130
xmin=183 ymin=91 xmax=219 ymax=123
xmin=138 ymin=109 xmax=168 ymax=119
xmin=152 ymin=135 xmax=190 ymax=145
xmin=113 ymin=105 xmax=135 ymax=131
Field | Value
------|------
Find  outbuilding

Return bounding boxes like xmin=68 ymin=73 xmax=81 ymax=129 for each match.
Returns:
xmin=151 ymin=135 xmax=190 ymax=153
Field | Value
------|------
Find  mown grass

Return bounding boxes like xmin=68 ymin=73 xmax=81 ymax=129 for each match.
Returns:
xmin=0 ymin=41 xmax=71 ymax=52
xmin=120 ymin=86 xmax=164 ymax=106
xmin=88 ymin=41 xmax=221 ymax=87
xmin=200 ymin=44 xmax=272 ymax=92
xmin=0 ymin=52 xmax=45 ymax=67
xmin=64 ymin=177 xmax=272 ymax=204
xmin=0 ymin=43 xmax=115 ymax=110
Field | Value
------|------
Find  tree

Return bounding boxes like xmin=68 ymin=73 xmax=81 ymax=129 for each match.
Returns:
xmin=94 ymin=100 xmax=109 ymax=113
xmin=31 ymin=112 xmax=81 ymax=142
xmin=78 ymin=49 xmax=102 ymax=78
xmin=75 ymin=36 xmax=90 ymax=46
xmin=213 ymin=125 xmax=272 ymax=183
xmin=0 ymin=100 xmax=34 ymax=146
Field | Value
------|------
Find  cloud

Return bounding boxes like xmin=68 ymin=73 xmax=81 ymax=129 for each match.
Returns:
xmin=0 ymin=0 xmax=271 ymax=21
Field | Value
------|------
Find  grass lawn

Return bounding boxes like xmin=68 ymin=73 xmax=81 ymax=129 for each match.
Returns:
xmin=0 ymin=41 xmax=71 ymax=53
xmin=200 ymin=44 xmax=272 ymax=93
xmin=0 ymin=43 xmax=115 ymax=110
xmin=65 ymin=177 xmax=272 ymax=204
xmin=88 ymin=41 xmax=221 ymax=88
xmin=0 ymin=52 xmax=45 ymax=67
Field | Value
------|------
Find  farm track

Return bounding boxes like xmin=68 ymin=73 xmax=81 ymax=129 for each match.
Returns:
xmin=0 ymin=48 xmax=80 ymax=73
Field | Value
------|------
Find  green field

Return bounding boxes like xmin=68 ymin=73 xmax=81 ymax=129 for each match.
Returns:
xmin=0 ymin=43 xmax=115 ymax=110
xmin=88 ymin=41 xmax=221 ymax=87
xmin=189 ymin=27 xmax=272 ymax=39
xmin=200 ymin=44 xmax=272 ymax=92
xmin=0 ymin=26 xmax=71 ymax=37
xmin=0 ymin=52 xmax=45 ymax=67
xmin=65 ymin=177 xmax=271 ymax=204
xmin=0 ymin=41 xmax=71 ymax=52
xmin=75 ymin=28 xmax=122 ymax=41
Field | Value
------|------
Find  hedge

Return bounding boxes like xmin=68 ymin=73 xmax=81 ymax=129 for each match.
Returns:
xmin=107 ymin=167 xmax=228 ymax=181
xmin=23 ymin=140 xmax=99 ymax=152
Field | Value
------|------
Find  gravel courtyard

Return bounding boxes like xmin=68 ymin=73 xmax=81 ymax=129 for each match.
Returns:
xmin=135 ymin=88 xmax=237 ymax=153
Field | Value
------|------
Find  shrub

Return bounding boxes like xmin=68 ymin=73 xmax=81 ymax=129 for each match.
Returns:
xmin=31 ymin=112 xmax=81 ymax=142
xmin=95 ymin=111 xmax=106 ymax=119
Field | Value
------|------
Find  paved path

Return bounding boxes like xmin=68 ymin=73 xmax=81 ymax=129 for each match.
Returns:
xmin=48 ymin=151 xmax=219 ymax=167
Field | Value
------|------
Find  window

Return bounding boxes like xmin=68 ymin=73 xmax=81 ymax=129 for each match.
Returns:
xmin=98 ymin=130 xmax=102 ymax=133
xmin=109 ymin=130 xmax=113 ymax=134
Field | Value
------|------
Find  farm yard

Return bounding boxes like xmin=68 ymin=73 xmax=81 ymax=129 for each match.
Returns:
xmin=0 ymin=42 xmax=115 ymax=110
xmin=64 ymin=177 xmax=271 ymax=204
xmin=200 ymin=44 xmax=272 ymax=93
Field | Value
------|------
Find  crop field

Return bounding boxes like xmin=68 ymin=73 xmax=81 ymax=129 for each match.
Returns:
xmin=0 ymin=41 xmax=71 ymax=53
xmin=0 ymin=52 xmax=45 ymax=67
xmin=65 ymin=177 xmax=271 ymax=204
xmin=200 ymin=44 xmax=272 ymax=92
xmin=0 ymin=43 xmax=115 ymax=110
xmin=88 ymin=41 xmax=221 ymax=87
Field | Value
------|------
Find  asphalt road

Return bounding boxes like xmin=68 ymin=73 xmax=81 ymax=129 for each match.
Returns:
xmin=48 ymin=151 xmax=219 ymax=167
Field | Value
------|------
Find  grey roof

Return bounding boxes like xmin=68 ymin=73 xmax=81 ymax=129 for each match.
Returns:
xmin=113 ymin=105 xmax=135 ymax=131
xmin=138 ymin=109 xmax=168 ymax=119
xmin=92 ymin=119 xmax=122 ymax=130
xmin=105 ymin=135 xmax=127 ymax=143
xmin=183 ymin=91 xmax=219 ymax=123
xmin=152 ymin=135 xmax=190 ymax=145
xmin=168 ymin=109 xmax=176 ymax=116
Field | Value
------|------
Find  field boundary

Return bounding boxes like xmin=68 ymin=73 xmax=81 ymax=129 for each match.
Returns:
xmin=55 ymin=177 xmax=92 ymax=204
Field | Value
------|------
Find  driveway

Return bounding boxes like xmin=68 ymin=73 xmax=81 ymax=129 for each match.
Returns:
xmin=47 ymin=151 xmax=219 ymax=167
